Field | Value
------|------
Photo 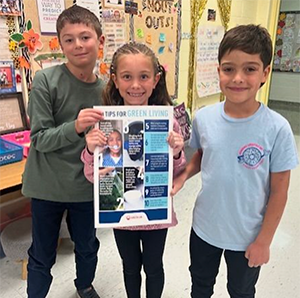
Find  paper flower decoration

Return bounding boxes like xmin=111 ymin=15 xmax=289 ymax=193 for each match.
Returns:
xmin=9 ymin=40 xmax=18 ymax=51
xmin=22 ymin=28 xmax=43 ymax=54
xmin=10 ymin=20 xmax=43 ymax=55
xmin=279 ymin=13 xmax=286 ymax=21
xmin=98 ymin=48 xmax=104 ymax=59
xmin=19 ymin=57 xmax=30 ymax=69
xmin=99 ymin=62 xmax=109 ymax=75
xmin=49 ymin=37 xmax=60 ymax=51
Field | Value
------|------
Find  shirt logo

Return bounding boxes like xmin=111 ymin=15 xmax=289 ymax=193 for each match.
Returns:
xmin=237 ymin=143 xmax=269 ymax=169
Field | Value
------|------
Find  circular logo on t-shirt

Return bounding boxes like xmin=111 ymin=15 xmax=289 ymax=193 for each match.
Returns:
xmin=237 ymin=143 xmax=269 ymax=169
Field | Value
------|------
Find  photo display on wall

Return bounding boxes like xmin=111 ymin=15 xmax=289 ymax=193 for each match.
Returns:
xmin=273 ymin=11 xmax=300 ymax=72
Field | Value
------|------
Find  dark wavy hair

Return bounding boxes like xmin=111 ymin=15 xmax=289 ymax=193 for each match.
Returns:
xmin=103 ymin=42 xmax=172 ymax=106
xmin=218 ymin=24 xmax=272 ymax=69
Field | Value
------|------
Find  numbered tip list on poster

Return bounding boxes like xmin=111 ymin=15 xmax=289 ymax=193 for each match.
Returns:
xmin=94 ymin=106 xmax=173 ymax=228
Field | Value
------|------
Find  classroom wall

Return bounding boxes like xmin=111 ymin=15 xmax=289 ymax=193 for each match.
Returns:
xmin=177 ymin=0 xmax=281 ymax=114
xmin=269 ymin=0 xmax=300 ymax=103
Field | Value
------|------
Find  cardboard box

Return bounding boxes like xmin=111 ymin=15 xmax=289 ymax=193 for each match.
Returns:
xmin=0 ymin=196 xmax=31 ymax=232
xmin=1 ymin=130 xmax=30 ymax=157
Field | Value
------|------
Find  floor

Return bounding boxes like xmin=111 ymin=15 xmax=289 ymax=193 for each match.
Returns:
xmin=0 ymin=135 xmax=299 ymax=298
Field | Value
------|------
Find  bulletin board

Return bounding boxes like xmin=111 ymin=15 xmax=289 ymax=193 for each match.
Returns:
xmin=130 ymin=0 xmax=182 ymax=98
xmin=16 ymin=0 xmax=181 ymax=99
xmin=273 ymin=11 xmax=300 ymax=73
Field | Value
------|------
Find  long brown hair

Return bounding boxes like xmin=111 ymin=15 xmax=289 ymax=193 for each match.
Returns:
xmin=102 ymin=42 xmax=172 ymax=106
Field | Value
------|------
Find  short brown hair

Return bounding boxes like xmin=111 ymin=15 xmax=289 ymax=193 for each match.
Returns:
xmin=218 ymin=24 xmax=273 ymax=69
xmin=56 ymin=5 xmax=102 ymax=40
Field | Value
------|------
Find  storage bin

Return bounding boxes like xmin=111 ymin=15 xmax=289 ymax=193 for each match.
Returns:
xmin=0 ymin=139 xmax=23 ymax=166
xmin=1 ymin=130 xmax=30 ymax=157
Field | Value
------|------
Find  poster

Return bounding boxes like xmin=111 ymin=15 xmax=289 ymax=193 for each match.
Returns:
xmin=0 ymin=61 xmax=17 ymax=94
xmin=75 ymin=0 xmax=101 ymax=20
xmin=273 ymin=12 xmax=300 ymax=72
xmin=174 ymin=102 xmax=191 ymax=141
xmin=36 ymin=0 xmax=65 ymax=34
xmin=196 ymin=25 xmax=224 ymax=97
xmin=0 ymin=0 xmax=22 ymax=16
xmin=0 ymin=18 xmax=12 ymax=61
xmin=93 ymin=106 xmax=174 ymax=228
xmin=102 ymin=9 xmax=126 ymax=63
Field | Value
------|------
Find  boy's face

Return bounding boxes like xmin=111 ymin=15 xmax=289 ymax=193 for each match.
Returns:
xmin=59 ymin=22 xmax=104 ymax=70
xmin=218 ymin=50 xmax=270 ymax=106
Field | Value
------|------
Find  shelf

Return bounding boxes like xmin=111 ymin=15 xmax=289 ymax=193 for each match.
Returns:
xmin=0 ymin=159 xmax=26 ymax=191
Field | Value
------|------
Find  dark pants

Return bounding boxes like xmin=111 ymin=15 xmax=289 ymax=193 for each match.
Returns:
xmin=113 ymin=228 xmax=168 ymax=298
xmin=27 ymin=198 xmax=100 ymax=298
xmin=190 ymin=229 xmax=260 ymax=298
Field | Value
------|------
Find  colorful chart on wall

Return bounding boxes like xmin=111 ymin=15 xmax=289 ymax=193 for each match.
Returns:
xmin=273 ymin=12 xmax=300 ymax=73
xmin=131 ymin=0 xmax=182 ymax=99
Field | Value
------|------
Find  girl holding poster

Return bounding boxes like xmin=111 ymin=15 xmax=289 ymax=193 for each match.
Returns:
xmin=81 ymin=42 xmax=186 ymax=298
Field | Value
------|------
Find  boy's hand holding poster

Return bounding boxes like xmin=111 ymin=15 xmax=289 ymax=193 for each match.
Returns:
xmin=94 ymin=106 xmax=174 ymax=228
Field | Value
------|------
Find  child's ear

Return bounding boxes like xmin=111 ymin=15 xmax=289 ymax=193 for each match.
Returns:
xmin=262 ymin=65 xmax=271 ymax=83
xmin=153 ymin=73 xmax=160 ymax=88
xmin=59 ymin=40 xmax=64 ymax=52
xmin=98 ymin=35 xmax=105 ymax=50
xmin=112 ymin=74 xmax=118 ymax=89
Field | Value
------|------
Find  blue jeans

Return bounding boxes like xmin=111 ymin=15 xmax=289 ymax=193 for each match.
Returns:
xmin=27 ymin=198 xmax=100 ymax=298
xmin=113 ymin=228 xmax=168 ymax=298
xmin=190 ymin=229 xmax=260 ymax=298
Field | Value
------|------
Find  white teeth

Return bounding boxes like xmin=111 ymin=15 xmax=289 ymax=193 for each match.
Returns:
xmin=109 ymin=145 xmax=120 ymax=150
xmin=128 ymin=93 xmax=143 ymax=97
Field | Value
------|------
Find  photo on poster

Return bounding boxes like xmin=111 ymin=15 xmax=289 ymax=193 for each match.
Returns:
xmin=124 ymin=1 xmax=138 ymax=15
xmin=98 ymin=119 xmax=123 ymax=167
xmin=103 ymin=0 xmax=124 ymax=8
xmin=93 ymin=106 xmax=174 ymax=228
xmin=207 ymin=9 xmax=216 ymax=21
xmin=98 ymin=167 xmax=124 ymax=210
xmin=0 ymin=0 xmax=21 ymax=16
xmin=0 ymin=61 xmax=17 ymax=94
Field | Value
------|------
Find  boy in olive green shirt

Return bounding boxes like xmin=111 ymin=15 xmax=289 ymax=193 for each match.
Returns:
xmin=22 ymin=5 xmax=104 ymax=298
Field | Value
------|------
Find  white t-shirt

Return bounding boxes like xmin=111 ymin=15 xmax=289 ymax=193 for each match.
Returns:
xmin=189 ymin=102 xmax=299 ymax=251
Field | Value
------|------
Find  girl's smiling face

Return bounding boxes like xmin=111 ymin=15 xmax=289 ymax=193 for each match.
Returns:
xmin=112 ymin=53 xmax=160 ymax=106
xmin=107 ymin=131 xmax=122 ymax=157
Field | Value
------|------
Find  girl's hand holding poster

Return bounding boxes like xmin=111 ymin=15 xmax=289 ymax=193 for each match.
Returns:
xmin=94 ymin=106 xmax=173 ymax=228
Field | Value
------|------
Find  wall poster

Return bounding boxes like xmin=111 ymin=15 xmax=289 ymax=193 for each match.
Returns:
xmin=100 ymin=7 xmax=127 ymax=81
xmin=36 ymin=0 xmax=65 ymax=34
xmin=273 ymin=12 xmax=300 ymax=72
xmin=196 ymin=25 xmax=224 ymax=98
xmin=93 ymin=106 xmax=174 ymax=228
xmin=0 ymin=61 xmax=17 ymax=94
